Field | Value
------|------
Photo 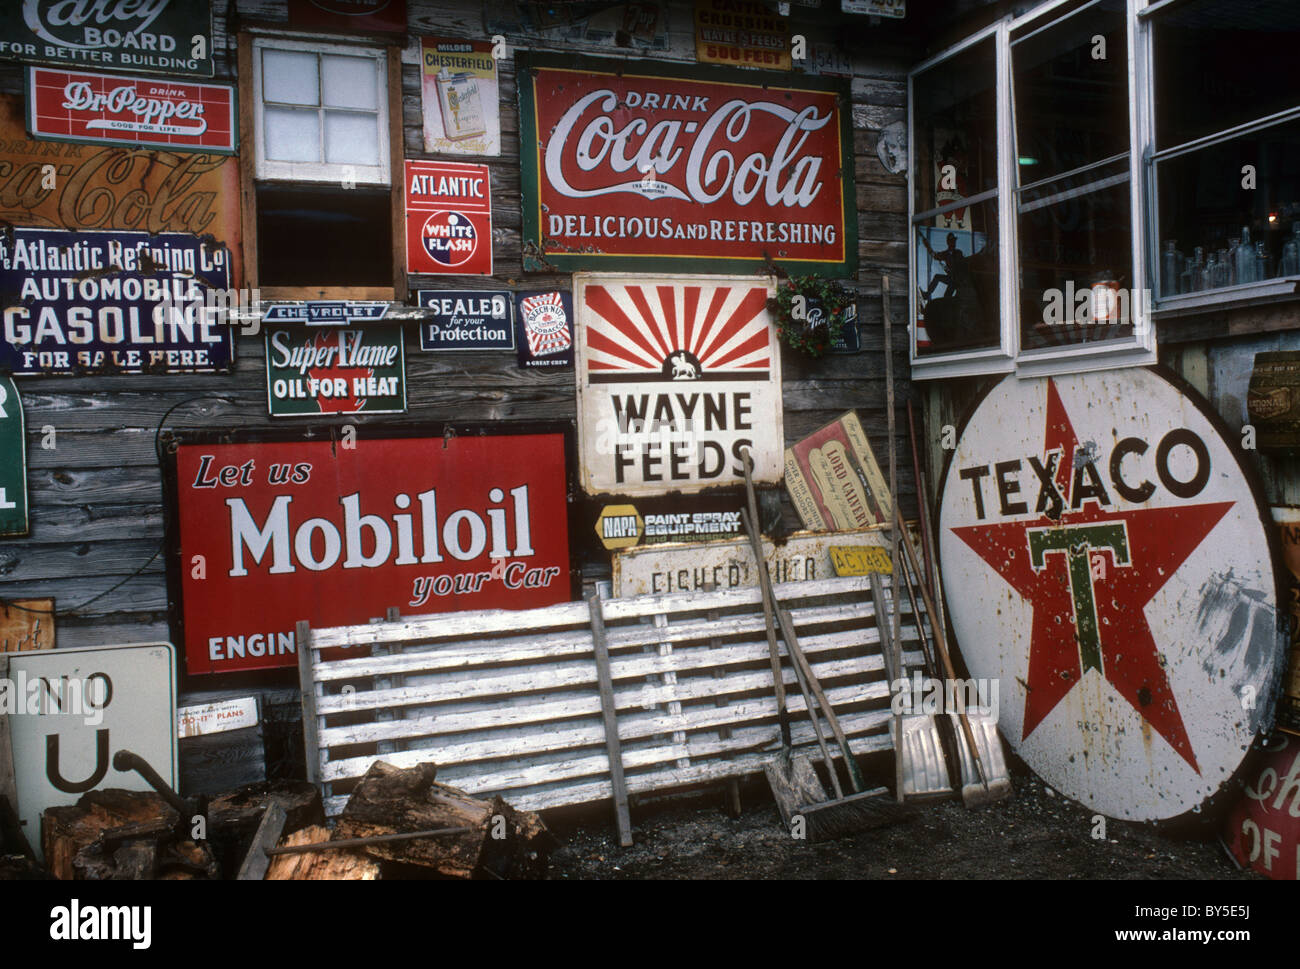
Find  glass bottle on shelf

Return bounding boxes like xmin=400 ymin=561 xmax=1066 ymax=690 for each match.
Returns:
xmin=1192 ymin=247 xmax=1206 ymax=291
xmin=1256 ymin=241 xmax=1271 ymax=279
xmin=1281 ymin=224 xmax=1300 ymax=276
xmin=1227 ymin=237 xmax=1240 ymax=285
xmin=1204 ymin=252 xmax=1219 ymax=290
xmin=1214 ymin=249 xmax=1230 ymax=288
xmin=1236 ymin=227 xmax=1256 ymax=284
xmin=1162 ymin=240 xmax=1179 ymax=296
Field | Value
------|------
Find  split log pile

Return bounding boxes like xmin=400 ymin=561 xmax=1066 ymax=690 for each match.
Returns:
xmin=264 ymin=826 xmax=379 ymax=880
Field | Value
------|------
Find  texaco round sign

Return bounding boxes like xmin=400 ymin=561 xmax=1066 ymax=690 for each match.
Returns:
xmin=938 ymin=368 xmax=1287 ymax=821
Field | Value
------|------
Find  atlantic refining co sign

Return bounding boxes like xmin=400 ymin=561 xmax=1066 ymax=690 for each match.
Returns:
xmin=517 ymin=52 xmax=856 ymax=275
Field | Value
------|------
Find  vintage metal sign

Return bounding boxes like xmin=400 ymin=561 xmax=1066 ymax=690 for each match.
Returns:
xmin=515 ymin=289 xmax=573 ymax=369
xmin=404 ymin=159 xmax=493 ymax=276
xmin=1247 ymin=351 xmax=1300 ymax=452
xmin=0 ymin=0 xmax=214 ymax=77
xmin=1222 ymin=736 xmax=1300 ymax=880
xmin=418 ymin=290 xmax=513 ymax=351
xmin=421 ymin=37 xmax=500 ymax=157
xmin=265 ymin=326 xmax=405 ymax=417
xmin=0 ymin=377 xmax=27 ymax=534
xmin=169 ymin=431 xmax=573 ymax=674
xmin=0 ymin=94 xmax=243 ymax=281
xmin=938 ymin=369 xmax=1287 ymax=821
xmin=3 ymin=642 xmax=177 ymax=861
xmin=27 ymin=66 xmax=236 ymax=154
xmin=785 ymin=411 xmax=892 ymax=530
xmin=842 ymin=0 xmax=905 ymax=17
xmin=694 ymin=0 xmax=791 ymax=71
xmin=177 ymin=696 xmax=258 ymax=738
xmin=1270 ymin=506 xmax=1300 ymax=736
xmin=263 ymin=301 xmax=389 ymax=326
xmin=613 ymin=526 xmax=889 ymax=596
xmin=575 ymin=273 xmax=782 ymax=496
xmin=589 ymin=488 xmax=779 ymax=553
xmin=288 ymin=0 xmax=407 ymax=34
xmin=0 ymin=228 xmax=233 ymax=375
xmin=517 ymin=52 xmax=856 ymax=275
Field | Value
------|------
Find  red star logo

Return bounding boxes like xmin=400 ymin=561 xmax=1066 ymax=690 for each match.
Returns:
xmin=950 ymin=379 xmax=1233 ymax=773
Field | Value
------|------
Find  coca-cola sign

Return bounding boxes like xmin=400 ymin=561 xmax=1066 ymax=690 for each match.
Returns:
xmin=0 ymin=1 xmax=215 ymax=78
xmin=27 ymin=67 xmax=236 ymax=153
xmin=518 ymin=52 xmax=856 ymax=275
xmin=165 ymin=429 xmax=575 ymax=675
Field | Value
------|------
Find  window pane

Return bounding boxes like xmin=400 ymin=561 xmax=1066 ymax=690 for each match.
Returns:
xmin=322 ymin=54 xmax=377 ymax=110
xmin=1018 ymin=173 xmax=1133 ymax=351
xmin=915 ymin=198 xmax=1000 ymax=355
xmin=1155 ymin=119 xmax=1300 ymax=299
xmin=257 ymin=184 xmax=392 ymax=286
xmin=1154 ymin=0 xmax=1300 ymax=150
xmin=912 ymin=38 xmax=998 ymax=214
xmin=1012 ymin=1 xmax=1128 ymax=182
xmin=265 ymin=106 xmax=320 ymax=162
xmin=325 ymin=112 xmax=380 ymax=166
xmin=263 ymin=49 xmax=318 ymax=106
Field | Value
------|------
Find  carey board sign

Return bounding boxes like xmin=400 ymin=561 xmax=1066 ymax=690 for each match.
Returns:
xmin=168 ymin=431 xmax=574 ymax=674
xmin=0 ymin=228 xmax=232 ymax=375
xmin=938 ymin=369 xmax=1287 ymax=822
xmin=265 ymin=325 xmax=405 ymax=417
xmin=404 ymin=159 xmax=492 ymax=276
xmin=574 ymin=273 xmax=782 ymax=496
xmin=27 ymin=66 xmax=236 ymax=154
xmin=418 ymin=290 xmax=513 ymax=351
xmin=0 ymin=0 xmax=215 ymax=77
xmin=518 ymin=52 xmax=855 ymax=275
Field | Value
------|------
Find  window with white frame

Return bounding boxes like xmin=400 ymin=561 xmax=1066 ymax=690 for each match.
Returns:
xmin=1146 ymin=0 xmax=1300 ymax=311
xmin=909 ymin=0 xmax=1156 ymax=379
xmin=254 ymin=37 xmax=389 ymax=185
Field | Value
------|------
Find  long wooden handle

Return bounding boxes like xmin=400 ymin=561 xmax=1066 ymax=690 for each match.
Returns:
xmin=740 ymin=452 xmax=790 ymax=746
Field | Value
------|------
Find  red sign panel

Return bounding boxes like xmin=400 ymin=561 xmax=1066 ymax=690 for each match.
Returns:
xmin=27 ymin=67 xmax=237 ymax=154
xmin=405 ymin=159 xmax=493 ymax=276
xmin=287 ymin=0 xmax=407 ymax=34
xmin=1223 ymin=736 xmax=1300 ymax=880
xmin=171 ymin=433 xmax=571 ymax=674
xmin=518 ymin=52 xmax=855 ymax=274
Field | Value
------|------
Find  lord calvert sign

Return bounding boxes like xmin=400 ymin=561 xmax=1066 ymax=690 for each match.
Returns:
xmin=938 ymin=369 xmax=1287 ymax=821
xmin=574 ymin=273 xmax=783 ymax=496
xmin=166 ymin=430 xmax=574 ymax=675
xmin=517 ymin=52 xmax=855 ymax=275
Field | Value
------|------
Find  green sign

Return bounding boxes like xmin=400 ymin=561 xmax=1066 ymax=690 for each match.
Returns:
xmin=265 ymin=326 xmax=406 ymax=418
xmin=0 ymin=376 xmax=27 ymax=536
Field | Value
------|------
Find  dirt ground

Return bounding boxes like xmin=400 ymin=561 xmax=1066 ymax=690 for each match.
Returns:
xmin=546 ymin=764 xmax=1260 ymax=880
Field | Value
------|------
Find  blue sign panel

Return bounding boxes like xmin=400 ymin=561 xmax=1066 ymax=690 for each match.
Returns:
xmin=262 ymin=301 xmax=390 ymax=326
xmin=0 ymin=228 xmax=232 ymax=375
xmin=417 ymin=290 xmax=514 ymax=351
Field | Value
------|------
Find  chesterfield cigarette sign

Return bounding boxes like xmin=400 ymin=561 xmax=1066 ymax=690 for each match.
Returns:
xmin=938 ymin=369 xmax=1287 ymax=821
xmin=518 ymin=52 xmax=856 ymax=275
xmin=169 ymin=432 xmax=573 ymax=674
xmin=574 ymin=273 xmax=782 ymax=496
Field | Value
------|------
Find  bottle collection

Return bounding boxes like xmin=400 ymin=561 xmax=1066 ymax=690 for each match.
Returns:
xmin=1162 ymin=222 xmax=1300 ymax=297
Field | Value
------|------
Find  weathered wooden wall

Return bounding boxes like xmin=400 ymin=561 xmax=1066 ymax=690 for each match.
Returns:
xmin=0 ymin=0 xmax=918 ymax=708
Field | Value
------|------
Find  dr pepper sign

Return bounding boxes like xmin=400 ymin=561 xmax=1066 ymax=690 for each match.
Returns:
xmin=169 ymin=433 xmax=571 ymax=674
xmin=517 ymin=52 xmax=856 ymax=275
xmin=405 ymin=159 xmax=492 ymax=276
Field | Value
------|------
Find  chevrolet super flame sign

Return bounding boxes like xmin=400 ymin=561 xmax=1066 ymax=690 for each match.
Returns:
xmin=518 ymin=52 xmax=856 ymax=275
xmin=938 ymin=369 xmax=1286 ymax=821
xmin=574 ymin=273 xmax=782 ymax=497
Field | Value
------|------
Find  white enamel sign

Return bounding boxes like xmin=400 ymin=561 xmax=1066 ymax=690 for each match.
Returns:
xmin=938 ymin=370 xmax=1285 ymax=821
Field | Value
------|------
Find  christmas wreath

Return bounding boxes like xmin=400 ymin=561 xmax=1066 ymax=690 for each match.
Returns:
xmin=767 ymin=275 xmax=853 ymax=357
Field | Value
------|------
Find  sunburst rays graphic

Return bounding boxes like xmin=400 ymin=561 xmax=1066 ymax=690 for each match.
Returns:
xmin=583 ymin=283 xmax=771 ymax=382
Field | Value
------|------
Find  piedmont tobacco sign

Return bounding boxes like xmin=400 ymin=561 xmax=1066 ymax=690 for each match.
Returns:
xmin=574 ymin=273 xmax=782 ymax=496
xmin=517 ymin=52 xmax=856 ymax=275
xmin=167 ymin=431 xmax=573 ymax=674
xmin=938 ymin=369 xmax=1286 ymax=821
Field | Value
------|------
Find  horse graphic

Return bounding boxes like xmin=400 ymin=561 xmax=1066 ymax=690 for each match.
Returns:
xmin=670 ymin=352 xmax=698 ymax=380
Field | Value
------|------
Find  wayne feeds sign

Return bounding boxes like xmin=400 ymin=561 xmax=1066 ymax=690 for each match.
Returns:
xmin=938 ymin=369 xmax=1287 ymax=821
xmin=0 ymin=228 xmax=232 ymax=375
xmin=0 ymin=0 xmax=215 ymax=77
xmin=167 ymin=431 xmax=574 ymax=674
xmin=574 ymin=273 xmax=782 ymax=496
xmin=517 ymin=52 xmax=856 ymax=275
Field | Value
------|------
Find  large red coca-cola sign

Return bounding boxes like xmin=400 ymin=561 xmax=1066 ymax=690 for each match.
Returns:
xmin=518 ymin=52 xmax=856 ymax=275
xmin=166 ymin=430 xmax=574 ymax=675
